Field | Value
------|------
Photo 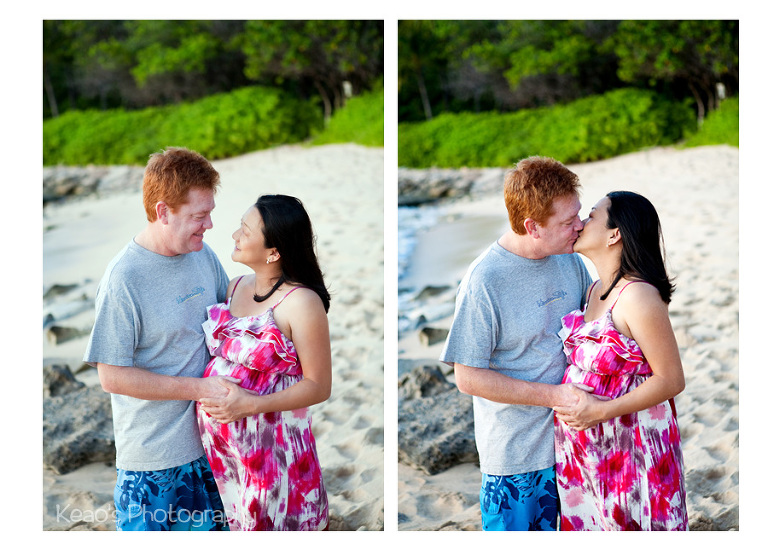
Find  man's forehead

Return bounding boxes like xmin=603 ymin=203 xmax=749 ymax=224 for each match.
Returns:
xmin=553 ymin=194 xmax=581 ymax=216
xmin=181 ymin=188 xmax=216 ymax=211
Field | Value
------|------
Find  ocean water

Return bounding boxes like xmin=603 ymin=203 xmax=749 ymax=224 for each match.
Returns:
xmin=398 ymin=202 xmax=510 ymax=336
xmin=398 ymin=204 xmax=448 ymax=334
xmin=397 ymin=204 xmax=444 ymax=283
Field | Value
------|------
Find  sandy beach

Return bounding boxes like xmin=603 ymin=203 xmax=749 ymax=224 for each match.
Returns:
xmin=398 ymin=145 xmax=740 ymax=531
xmin=42 ymin=143 xmax=384 ymax=530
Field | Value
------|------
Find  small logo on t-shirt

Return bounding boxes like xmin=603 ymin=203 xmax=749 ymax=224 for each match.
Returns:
xmin=537 ymin=289 xmax=567 ymax=307
xmin=176 ymin=286 xmax=205 ymax=304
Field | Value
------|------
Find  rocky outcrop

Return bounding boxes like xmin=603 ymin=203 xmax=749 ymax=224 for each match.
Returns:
xmin=43 ymin=165 xmax=144 ymax=205
xmin=397 ymin=167 xmax=505 ymax=206
xmin=44 ymin=364 xmax=86 ymax=397
xmin=43 ymin=364 xmax=115 ymax=475
xmin=398 ymin=363 xmax=477 ymax=475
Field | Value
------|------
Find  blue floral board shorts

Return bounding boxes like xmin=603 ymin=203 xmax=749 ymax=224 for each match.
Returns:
xmin=480 ymin=466 xmax=559 ymax=531
xmin=114 ymin=455 xmax=229 ymax=531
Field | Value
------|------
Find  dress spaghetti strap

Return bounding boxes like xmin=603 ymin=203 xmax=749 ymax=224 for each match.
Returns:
xmin=228 ymin=276 xmax=246 ymax=302
xmin=585 ymin=281 xmax=599 ymax=304
xmin=272 ymin=286 xmax=307 ymax=310
xmin=609 ymin=281 xmax=639 ymax=311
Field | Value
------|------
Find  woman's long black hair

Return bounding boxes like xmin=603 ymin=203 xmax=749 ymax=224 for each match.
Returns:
xmin=255 ymin=194 xmax=331 ymax=312
xmin=600 ymin=191 xmax=675 ymax=304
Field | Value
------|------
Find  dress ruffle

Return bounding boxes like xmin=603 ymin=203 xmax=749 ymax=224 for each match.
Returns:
xmin=561 ymin=310 xmax=650 ymax=377
xmin=203 ymin=303 xmax=301 ymax=377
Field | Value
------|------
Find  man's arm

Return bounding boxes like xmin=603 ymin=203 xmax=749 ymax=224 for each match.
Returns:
xmin=453 ymin=362 xmax=592 ymax=408
xmin=97 ymin=363 xmax=238 ymax=401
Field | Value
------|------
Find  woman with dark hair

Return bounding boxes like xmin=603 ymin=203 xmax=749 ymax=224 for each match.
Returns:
xmin=196 ymin=194 xmax=330 ymax=530
xmin=553 ymin=191 xmax=688 ymax=530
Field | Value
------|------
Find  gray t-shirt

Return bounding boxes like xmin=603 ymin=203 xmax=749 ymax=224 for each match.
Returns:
xmin=440 ymin=241 xmax=591 ymax=476
xmin=84 ymin=240 xmax=229 ymax=471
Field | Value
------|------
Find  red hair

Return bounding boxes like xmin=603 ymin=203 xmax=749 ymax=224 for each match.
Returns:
xmin=142 ymin=147 xmax=220 ymax=221
xmin=504 ymin=156 xmax=581 ymax=234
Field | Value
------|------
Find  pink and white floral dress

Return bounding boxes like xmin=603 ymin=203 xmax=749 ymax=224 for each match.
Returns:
xmin=554 ymin=282 xmax=688 ymax=531
xmin=196 ymin=280 xmax=328 ymax=531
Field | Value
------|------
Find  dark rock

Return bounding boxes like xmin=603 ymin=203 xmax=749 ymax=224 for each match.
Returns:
xmin=398 ymin=363 xmax=452 ymax=400
xmin=43 ymin=365 xmax=115 ymax=474
xmin=399 ymin=301 xmax=456 ymax=335
xmin=43 ymin=165 xmax=144 ymax=205
xmin=397 ymin=167 xmax=506 ymax=206
xmin=398 ymin=168 xmax=478 ymax=206
xmin=398 ymin=365 xmax=477 ymax=474
xmin=43 ymin=313 xmax=55 ymax=328
xmin=46 ymin=325 xmax=91 ymax=345
xmin=398 ymin=390 xmax=477 ymax=474
xmin=418 ymin=326 xmax=449 ymax=347
xmin=414 ymin=285 xmax=452 ymax=301
xmin=43 ymin=283 xmax=79 ymax=301
xmin=43 ymin=364 xmax=85 ymax=398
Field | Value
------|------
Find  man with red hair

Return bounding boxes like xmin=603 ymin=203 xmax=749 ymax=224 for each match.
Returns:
xmin=441 ymin=156 xmax=593 ymax=531
xmin=84 ymin=147 xmax=234 ymax=530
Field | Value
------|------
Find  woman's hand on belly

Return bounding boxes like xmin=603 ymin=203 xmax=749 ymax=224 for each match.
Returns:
xmin=553 ymin=385 xmax=612 ymax=431
xmin=199 ymin=378 xmax=260 ymax=424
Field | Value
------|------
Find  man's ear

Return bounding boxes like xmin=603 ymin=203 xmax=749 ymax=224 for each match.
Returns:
xmin=523 ymin=218 xmax=539 ymax=238
xmin=155 ymin=202 xmax=170 ymax=224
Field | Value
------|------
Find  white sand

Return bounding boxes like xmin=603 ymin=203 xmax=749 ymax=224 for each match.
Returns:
xmin=398 ymin=145 xmax=741 ymax=531
xmin=42 ymin=143 xmax=384 ymax=531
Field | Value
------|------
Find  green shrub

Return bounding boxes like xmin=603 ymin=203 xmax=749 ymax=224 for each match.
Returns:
xmin=683 ymin=96 xmax=739 ymax=148
xmin=398 ymin=88 xmax=697 ymax=168
xmin=43 ymin=86 xmax=323 ymax=165
xmin=310 ymin=85 xmax=384 ymax=147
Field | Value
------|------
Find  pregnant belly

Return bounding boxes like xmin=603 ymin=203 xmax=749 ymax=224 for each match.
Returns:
xmin=563 ymin=364 xmax=646 ymax=400
xmin=202 ymin=356 xmax=299 ymax=395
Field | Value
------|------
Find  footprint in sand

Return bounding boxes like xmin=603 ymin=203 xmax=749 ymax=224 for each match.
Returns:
xmin=363 ymin=426 xmax=383 ymax=446
xmin=332 ymin=442 xmax=359 ymax=461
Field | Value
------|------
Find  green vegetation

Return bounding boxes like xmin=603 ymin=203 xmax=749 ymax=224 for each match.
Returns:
xmin=311 ymin=85 xmax=384 ymax=147
xmin=683 ymin=95 xmax=739 ymax=148
xmin=43 ymin=21 xmax=385 ymax=165
xmin=43 ymin=21 xmax=736 ymax=168
xmin=397 ymin=20 xmax=737 ymax=168
xmin=43 ymin=86 xmax=324 ymax=165
xmin=398 ymin=89 xmax=698 ymax=168
xmin=43 ymin=84 xmax=384 ymax=166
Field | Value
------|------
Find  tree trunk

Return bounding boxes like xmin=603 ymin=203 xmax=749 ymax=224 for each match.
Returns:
xmin=333 ymin=84 xmax=344 ymax=112
xmin=314 ymin=81 xmax=333 ymax=125
xmin=688 ymin=82 xmax=705 ymax=127
xmin=416 ymin=67 xmax=433 ymax=121
xmin=43 ymin=69 xmax=59 ymax=118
